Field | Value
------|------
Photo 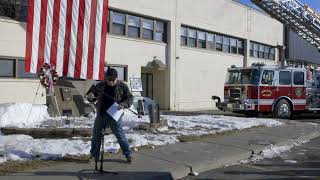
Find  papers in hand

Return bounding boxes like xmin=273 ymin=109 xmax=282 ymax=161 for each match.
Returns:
xmin=106 ymin=102 xmax=124 ymax=121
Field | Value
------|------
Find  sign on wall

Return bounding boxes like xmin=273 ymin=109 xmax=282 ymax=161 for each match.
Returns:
xmin=130 ymin=78 xmax=143 ymax=92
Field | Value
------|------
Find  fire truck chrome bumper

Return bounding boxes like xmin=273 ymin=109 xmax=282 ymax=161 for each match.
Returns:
xmin=216 ymin=102 xmax=255 ymax=111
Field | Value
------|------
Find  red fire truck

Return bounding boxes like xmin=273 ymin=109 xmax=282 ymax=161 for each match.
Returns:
xmin=213 ymin=63 xmax=320 ymax=119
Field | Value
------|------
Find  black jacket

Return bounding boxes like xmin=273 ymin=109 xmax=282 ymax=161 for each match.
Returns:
xmin=87 ymin=81 xmax=134 ymax=115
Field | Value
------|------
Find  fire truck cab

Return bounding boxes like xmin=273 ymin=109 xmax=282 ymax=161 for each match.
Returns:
xmin=214 ymin=63 xmax=320 ymax=119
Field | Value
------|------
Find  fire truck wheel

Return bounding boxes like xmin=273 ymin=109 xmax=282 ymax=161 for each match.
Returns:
xmin=273 ymin=99 xmax=292 ymax=119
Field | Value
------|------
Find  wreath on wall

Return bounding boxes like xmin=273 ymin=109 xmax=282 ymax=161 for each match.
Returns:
xmin=38 ymin=63 xmax=58 ymax=92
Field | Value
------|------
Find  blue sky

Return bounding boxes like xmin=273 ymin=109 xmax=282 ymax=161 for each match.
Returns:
xmin=239 ymin=0 xmax=320 ymax=12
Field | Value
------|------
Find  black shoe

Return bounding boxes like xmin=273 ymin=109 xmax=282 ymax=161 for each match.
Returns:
xmin=125 ymin=155 xmax=133 ymax=163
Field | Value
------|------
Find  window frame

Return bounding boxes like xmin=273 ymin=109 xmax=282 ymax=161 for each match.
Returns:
xmin=279 ymin=71 xmax=292 ymax=85
xmin=293 ymin=71 xmax=305 ymax=86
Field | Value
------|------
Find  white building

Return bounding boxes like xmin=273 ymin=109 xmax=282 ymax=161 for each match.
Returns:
xmin=0 ymin=0 xmax=283 ymax=111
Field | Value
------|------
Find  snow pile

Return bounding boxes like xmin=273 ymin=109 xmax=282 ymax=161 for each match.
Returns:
xmin=0 ymin=133 xmax=178 ymax=163
xmin=164 ymin=115 xmax=284 ymax=135
xmin=241 ymin=140 xmax=308 ymax=163
xmin=0 ymin=103 xmax=49 ymax=128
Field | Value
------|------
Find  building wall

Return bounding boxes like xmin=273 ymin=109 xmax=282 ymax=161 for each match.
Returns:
xmin=174 ymin=0 xmax=282 ymax=110
xmin=0 ymin=0 xmax=284 ymax=111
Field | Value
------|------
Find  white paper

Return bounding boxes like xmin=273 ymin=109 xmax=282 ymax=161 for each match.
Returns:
xmin=106 ymin=102 xmax=124 ymax=121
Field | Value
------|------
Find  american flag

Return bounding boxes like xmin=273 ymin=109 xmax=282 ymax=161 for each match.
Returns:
xmin=25 ymin=0 xmax=109 ymax=80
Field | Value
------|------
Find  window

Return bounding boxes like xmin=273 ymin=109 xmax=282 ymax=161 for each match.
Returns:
xmin=180 ymin=27 xmax=187 ymax=46
xmin=253 ymin=43 xmax=258 ymax=58
xmin=128 ymin=15 xmax=140 ymax=38
xmin=223 ymin=36 xmax=230 ymax=53
xmin=264 ymin=46 xmax=270 ymax=59
xmin=207 ymin=33 xmax=214 ymax=50
xmin=198 ymin=31 xmax=206 ymax=48
xmin=238 ymin=40 xmax=244 ymax=55
xmin=270 ymin=48 xmax=275 ymax=60
xmin=294 ymin=71 xmax=304 ymax=85
xmin=18 ymin=60 xmax=37 ymax=78
xmin=215 ymin=34 xmax=223 ymax=51
xmin=261 ymin=70 xmax=274 ymax=85
xmin=279 ymin=71 xmax=292 ymax=85
xmin=0 ymin=0 xmax=27 ymax=22
xmin=250 ymin=41 xmax=275 ymax=60
xmin=109 ymin=10 xmax=167 ymax=43
xmin=142 ymin=18 xmax=153 ymax=40
xmin=230 ymin=38 xmax=237 ymax=54
xmin=111 ymin=11 xmax=125 ymax=35
xmin=155 ymin=21 xmax=165 ymax=42
xmin=258 ymin=44 xmax=264 ymax=58
xmin=188 ymin=29 xmax=196 ymax=47
xmin=0 ymin=59 xmax=15 ymax=77
xmin=105 ymin=65 xmax=127 ymax=81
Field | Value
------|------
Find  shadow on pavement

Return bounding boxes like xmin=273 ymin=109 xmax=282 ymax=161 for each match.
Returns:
xmin=8 ymin=170 xmax=175 ymax=180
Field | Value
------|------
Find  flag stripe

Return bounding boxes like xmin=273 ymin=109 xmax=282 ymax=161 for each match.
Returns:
xmin=99 ymin=0 xmax=109 ymax=80
xmin=80 ymin=0 xmax=92 ymax=79
xmin=37 ymin=0 xmax=48 ymax=72
xmin=56 ymin=0 xmax=67 ymax=76
xmin=68 ymin=0 xmax=80 ymax=77
xmin=31 ymin=0 xmax=42 ymax=73
xmin=25 ymin=0 xmax=35 ymax=72
xmin=86 ymin=0 xmax=97 ymax=79
xmin=92 ymin=0 xmax=103 ymax=80
xmin=44 ymin=0 xmax=54 ymax=64
xmin=49 ymin=0 xmax=61 ymax=68
xmin=62 ymin=0 xmax=73 ymax=76
xmin=74 ymin=0 xmax=86 ymax=79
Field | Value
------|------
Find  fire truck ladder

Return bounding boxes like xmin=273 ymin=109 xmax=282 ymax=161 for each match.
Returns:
xmin=252 ymin=0 xmax=320 ymax=50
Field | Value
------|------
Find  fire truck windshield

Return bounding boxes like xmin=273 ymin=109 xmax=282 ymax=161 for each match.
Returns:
xmin=225 ymin=69 xmax=261 ymax=85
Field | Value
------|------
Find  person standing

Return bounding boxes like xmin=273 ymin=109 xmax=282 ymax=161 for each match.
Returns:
xmin=86 ymin=68 xmax=134 ymax=163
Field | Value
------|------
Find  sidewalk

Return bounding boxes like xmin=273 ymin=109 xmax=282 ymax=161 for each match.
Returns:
xmin=2 ymin=120 xmax=320 ymax=180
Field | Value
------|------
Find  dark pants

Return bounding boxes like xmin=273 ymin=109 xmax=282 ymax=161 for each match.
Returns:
xmin=90 ymin=113 xmax=132 ymax=159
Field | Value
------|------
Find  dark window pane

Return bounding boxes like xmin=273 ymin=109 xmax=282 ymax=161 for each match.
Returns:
xmin=238 ymin=40 xmax=243 ymax=55
xmin=215 ymin=35 xmax=222 ymax=51
xmin=279 ymin=71 xmax=292 ymax=85
xmin=143 ymin=19 xmax=153 ymax=30
xmin=156 ymin=21 xmax=164 ymax=32
xmin=188 ymin=29 xmax=196 ymax=38
xmin=207 ymin=33 xmax=214 ymax=50
xmin=143 ymin=29 xmax=153 ymax=40
xmin=0 ymin=59 xmax=14 ymax=77
xmin=258 ymin=45 xmax=264 ymax=58
xmin=198 ymin=31 xmax=206 ymax=48
xmin=294 ymin=71 xmax=304 ymax=85
xmin=128 ymin=26 xmax=140 ymax=38
xmin=112 ymin=11 xmax=125 ymax=24
xmin=188 ymin=38 xmax=196 ymax=47
xmin=261 ymin=70 xmax=274 ymax=85
xmin=18 ymin=60 xmax=37 ymax=78
xmin=230 ymin=38 xmax=237 ymax=54
xmin=216 ymin=44 xmax=222 ymax=51
xmin=215 ymin=35 xmax=222 ymax=43
xmin=155 ymin=32 xmax=163 ymax=42
xmin=181 ymin=27 xmax=187 ymax=36
xmin=223 ymin=36 xmax=230 ymax=53
xmin=112 ymin=24 xmax=125 ymax=35
xmin=264 ymin=46 xmax=270 ymax=59
xmin=207 ymin=33 xmax=214 ymax=42
xmin=128 ymin=15 xmax=140 ymax=27
xmin=181 ymin=36 xmax=187 ymax=45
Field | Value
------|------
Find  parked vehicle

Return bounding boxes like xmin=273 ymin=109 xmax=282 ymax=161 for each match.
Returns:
xmin=213 ymin=63 xmax=320 ymax=119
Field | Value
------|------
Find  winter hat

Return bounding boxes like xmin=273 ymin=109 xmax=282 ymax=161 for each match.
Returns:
xmin=105 ymin=68 xmax=118 ymax=79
